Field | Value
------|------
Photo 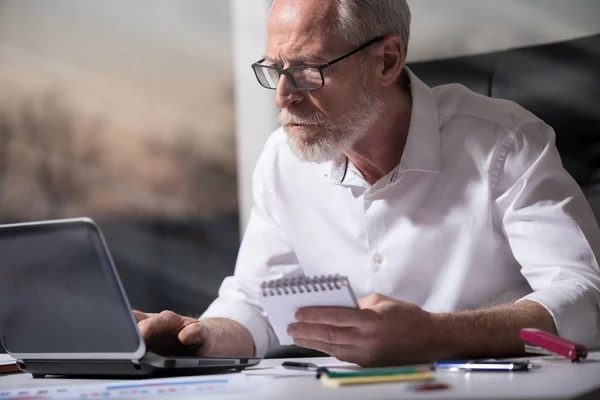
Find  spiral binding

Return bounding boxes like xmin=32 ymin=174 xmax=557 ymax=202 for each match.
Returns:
xmin=260 ymin=274 xmax=349 ymax=297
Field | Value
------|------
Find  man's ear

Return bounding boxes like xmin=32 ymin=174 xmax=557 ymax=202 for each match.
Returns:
xmin=376 ymin=35 xmax=405 ymax=87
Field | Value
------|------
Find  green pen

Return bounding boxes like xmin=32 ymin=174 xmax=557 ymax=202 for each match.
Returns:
xmin=317 ymin=366 xmax=432 ymax=379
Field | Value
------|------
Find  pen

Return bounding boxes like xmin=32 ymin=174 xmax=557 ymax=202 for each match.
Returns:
xmin=407 ymin=382 xmax=451 ymax=392
xmin=435 ymin=361 xmax=532 ymax=372
xmin=320 ymin=371 xmax=436 ymax=387
xmin=281 ymin=361 xmax=320 ymax=371
xmin=318 ymin=367 xmax=429 ymax=379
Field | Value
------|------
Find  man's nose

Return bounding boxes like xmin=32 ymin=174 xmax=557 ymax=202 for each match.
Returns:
xmin=275 ymin=74 xmax=303 ymax=109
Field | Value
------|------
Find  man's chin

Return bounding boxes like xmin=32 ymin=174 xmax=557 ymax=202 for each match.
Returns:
xmin=287 ymin=139 xmax=341 ymax=164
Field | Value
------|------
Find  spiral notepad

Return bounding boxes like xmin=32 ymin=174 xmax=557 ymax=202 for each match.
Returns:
xmin=260 ymin=275 xmax=358 ymax=345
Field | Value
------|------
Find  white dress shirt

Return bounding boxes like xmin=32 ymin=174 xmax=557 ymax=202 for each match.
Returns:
xmin=202 ymin=68 xmax=600 ymax=357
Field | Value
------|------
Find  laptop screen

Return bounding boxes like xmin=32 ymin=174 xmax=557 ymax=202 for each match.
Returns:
xmin=0 ymin=220 xmax=142 ymax=355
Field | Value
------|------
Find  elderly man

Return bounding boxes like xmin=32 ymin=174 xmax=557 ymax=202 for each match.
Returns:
xmin=134 ymin=0 xmax=600 ymax=366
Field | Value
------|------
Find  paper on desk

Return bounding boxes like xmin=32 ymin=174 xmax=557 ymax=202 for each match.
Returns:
xmin=0 ymin=354 xmax=16 ymax=366
xmin=0 ymin=373 xmax=268 ymax=399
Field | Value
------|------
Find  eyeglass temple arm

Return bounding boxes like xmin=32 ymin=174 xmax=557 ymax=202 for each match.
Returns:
xmin=322 ymin=36 xmax=386 ymax=69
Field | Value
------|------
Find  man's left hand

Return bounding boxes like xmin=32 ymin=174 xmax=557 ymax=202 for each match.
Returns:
xmin=288 ymin=293 xmax=436 ymax=366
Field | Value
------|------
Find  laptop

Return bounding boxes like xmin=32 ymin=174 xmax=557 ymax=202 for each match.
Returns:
xmin=0 ymin=217 xmax=260 ymax=378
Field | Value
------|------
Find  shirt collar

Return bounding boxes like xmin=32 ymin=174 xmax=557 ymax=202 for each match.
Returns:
xmin=324 ymin=66 xmax=441 ymax=185
xmin=321 ymin=154 xmax=346 ymax=185
xmin=401 ymin=67 xmax=441 ymax=174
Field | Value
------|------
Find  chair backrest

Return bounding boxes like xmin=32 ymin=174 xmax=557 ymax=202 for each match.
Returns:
xmin=408 ymin=34 xmax=600 ymax=221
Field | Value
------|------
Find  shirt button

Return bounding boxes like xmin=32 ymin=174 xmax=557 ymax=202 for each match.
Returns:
xmin=373 ymin=253 xmax=383 ymax=265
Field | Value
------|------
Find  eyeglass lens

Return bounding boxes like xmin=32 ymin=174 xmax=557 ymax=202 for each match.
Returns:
xmin=254 ymin=66 xmax=323 ymax=90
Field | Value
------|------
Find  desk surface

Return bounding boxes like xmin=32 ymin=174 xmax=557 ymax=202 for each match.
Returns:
xmin=1 ymin=353 xmax=600 ymax=399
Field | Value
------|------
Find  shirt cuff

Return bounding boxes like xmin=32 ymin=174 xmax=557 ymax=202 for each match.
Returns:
xmin=200 ymin=298 xmax=273 ymax=358
xmin=518 ymin=282 xmax=600 ymax=348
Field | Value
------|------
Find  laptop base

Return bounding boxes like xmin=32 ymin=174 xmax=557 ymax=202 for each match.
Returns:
xmin=18 ymin=356 xmax=258 ymax=379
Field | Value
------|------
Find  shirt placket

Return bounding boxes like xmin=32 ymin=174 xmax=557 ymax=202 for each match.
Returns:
xmin=363 ymin=186 xmax=387 ymax=279
xmin=363 ymin=166 xmax=406 ymax=294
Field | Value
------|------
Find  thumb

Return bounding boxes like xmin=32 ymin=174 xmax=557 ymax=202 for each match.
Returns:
xmin=178 ymin=322 xmax=206 ymax=348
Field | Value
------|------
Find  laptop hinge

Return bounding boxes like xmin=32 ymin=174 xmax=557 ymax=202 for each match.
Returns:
xmin=131 ymin=359 xmax=142 ymax=370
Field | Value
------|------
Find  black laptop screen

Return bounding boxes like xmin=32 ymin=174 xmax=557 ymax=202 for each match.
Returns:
xmin=0 ymin=220 xmax=142 ymax=355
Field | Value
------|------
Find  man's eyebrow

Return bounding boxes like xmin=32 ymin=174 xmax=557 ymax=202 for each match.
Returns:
xmin=264 ymin=54 xmax=329 ymax=65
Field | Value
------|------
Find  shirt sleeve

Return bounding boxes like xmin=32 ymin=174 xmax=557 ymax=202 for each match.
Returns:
xmin=200 ymin=134 xmax=303 ymax=357
xmin=493 ymin=120 xmax=600 ymax=348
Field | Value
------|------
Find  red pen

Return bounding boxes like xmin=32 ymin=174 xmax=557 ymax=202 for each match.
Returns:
xmin=407 ymin=382 xmax=451 ymax=392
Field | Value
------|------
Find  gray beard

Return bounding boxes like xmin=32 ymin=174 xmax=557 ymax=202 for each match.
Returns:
xmin=282 ymin=89 xmax=384 ymax=163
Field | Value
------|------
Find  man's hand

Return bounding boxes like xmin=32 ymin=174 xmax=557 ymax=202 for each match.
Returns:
xmin=288 ymin=293 xmax=557 ymax=366
xmin=133 ymin=310 xmax=255 ymax=358
xmin=287 ymin=293 xmax=436 ymax=366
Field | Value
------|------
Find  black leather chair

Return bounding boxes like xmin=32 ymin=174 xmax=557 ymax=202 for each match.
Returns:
xmin=409 ymin=33 xmax=600 ymax=220
xmin=266 ymin=33 xmax=600 ymax=359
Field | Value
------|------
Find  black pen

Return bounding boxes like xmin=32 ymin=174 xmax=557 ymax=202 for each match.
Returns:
xmin=281 ymin=361 xmax=320 ymax=371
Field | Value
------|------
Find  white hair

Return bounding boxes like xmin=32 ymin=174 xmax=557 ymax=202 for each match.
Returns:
xmin=270 ymin=0 xmax=411 ymax=55
xmin=334 ymin=0 xmax=411 ymax=55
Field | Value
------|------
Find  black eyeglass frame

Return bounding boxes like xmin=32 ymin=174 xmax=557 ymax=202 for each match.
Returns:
xmin=251 ymin=36 xmax=386 ymax=91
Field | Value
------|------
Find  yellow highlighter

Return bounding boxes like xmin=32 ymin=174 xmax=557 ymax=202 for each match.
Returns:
xmin=319 ymin=367 xmax=435 ymax=387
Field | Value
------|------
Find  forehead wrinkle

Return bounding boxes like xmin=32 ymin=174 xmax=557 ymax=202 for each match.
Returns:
xmin=266 ymin=33 xmax=325 ymax=63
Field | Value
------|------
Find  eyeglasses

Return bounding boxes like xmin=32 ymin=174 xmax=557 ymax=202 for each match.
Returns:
xmin=251 ymin=36 xmax=385 ymax=91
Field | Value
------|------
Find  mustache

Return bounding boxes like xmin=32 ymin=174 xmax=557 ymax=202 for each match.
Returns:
xmin=278 ymin=110 xmax=327 ymax=126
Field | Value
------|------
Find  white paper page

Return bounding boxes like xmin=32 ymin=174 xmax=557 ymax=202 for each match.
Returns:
xmin=0 ymin=353 xmax=16 ymax=366
xmin=261 ymin=285 xmax=358 ymax=345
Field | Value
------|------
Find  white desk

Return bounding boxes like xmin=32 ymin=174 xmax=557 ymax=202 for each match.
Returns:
xmin=1 ymin=353 xmax=600 ymax=399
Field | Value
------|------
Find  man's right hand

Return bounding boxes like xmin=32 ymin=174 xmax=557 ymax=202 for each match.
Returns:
xmin=133 ymin=310 xmax=255 ymax=358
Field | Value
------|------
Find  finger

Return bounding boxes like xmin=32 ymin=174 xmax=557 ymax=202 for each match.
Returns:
xmin=358 ymin=293 xmax=389 ymax=309
xmin=293 ymin=338 xmax=353 ymax=359
xmin=287 ymin=323 xmax=359 ymax=345
xmin=295 ymin=306 xmax=367 ymax=327
xmin=138 ymin=310 xmax=181 ymax=340
xmin=132 ymin=310 xmax=154 ymax=323
xmin=178 ymin=322 xmax=205 ymax=347
xmin=138 ymin=318 xmax=161 ymax=340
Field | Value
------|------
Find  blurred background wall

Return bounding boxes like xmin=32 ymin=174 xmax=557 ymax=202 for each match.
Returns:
xmin=408 ymin=0 xmax=600 ymax=62
xmin=0 ymin=0 xmax=238 ymax=317
xmin=0 ymin=0 xmax=599 ymax=329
